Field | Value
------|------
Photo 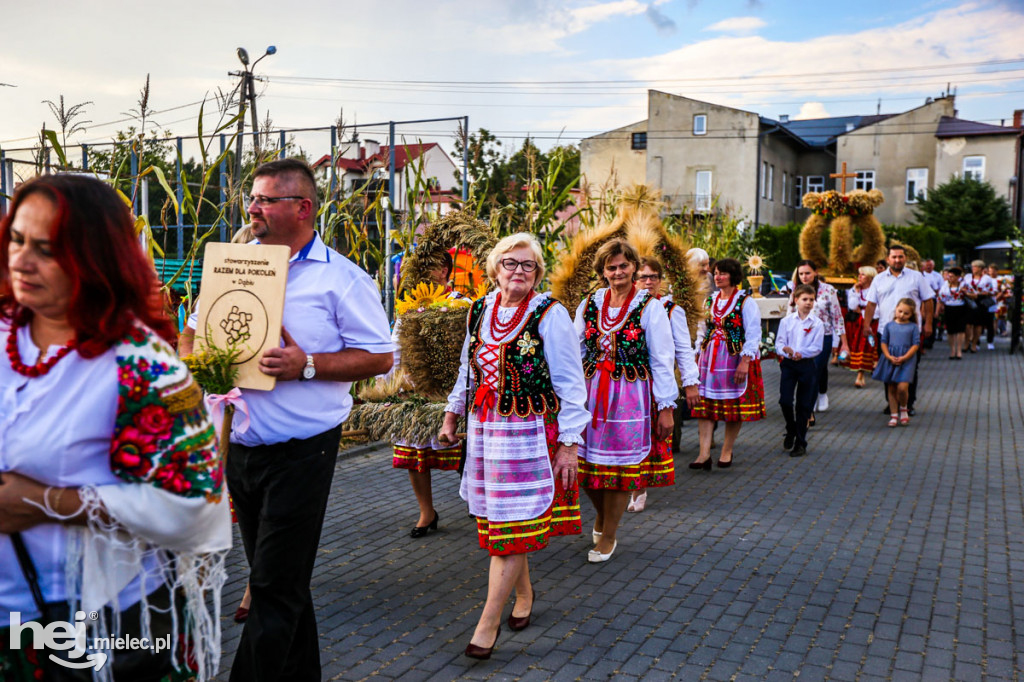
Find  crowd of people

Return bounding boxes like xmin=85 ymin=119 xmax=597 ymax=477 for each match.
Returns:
xmin=0 ymin=159 xmax=1014 ymax=680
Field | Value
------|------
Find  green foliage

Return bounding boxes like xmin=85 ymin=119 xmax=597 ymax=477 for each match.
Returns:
xmin=747 ymin=222 xmax=803 ymax=273
xmin=911 ymin=177 xmax=1012 ymax=260
xmin=667 ymin=195 xmax=749 ymax=261
xmin=881 ymin=224 xmax=944 ymax=262
xmin=87 ymin=127 xmax=176 ymax=226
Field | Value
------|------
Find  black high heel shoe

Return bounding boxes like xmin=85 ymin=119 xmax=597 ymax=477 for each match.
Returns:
xmin=465 ymin=626 xmax=501 ymax=660
xmin=688 ymin=457 xmax=712 ymax=471
xmin=410 ymin=510 xmax=439 ymax=538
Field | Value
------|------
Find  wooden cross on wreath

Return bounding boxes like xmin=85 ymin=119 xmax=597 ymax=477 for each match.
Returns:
xmin=830 ymin=161 xmax=857 ymax=194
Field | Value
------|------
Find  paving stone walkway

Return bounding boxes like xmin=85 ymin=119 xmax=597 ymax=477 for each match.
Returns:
xmin=216 ymin=338 xmax=1024 ymax=681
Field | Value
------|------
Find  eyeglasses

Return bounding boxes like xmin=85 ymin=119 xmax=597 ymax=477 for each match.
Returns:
xmin=243 ymin=194 xmax=307 ymax=209
xmin=500 ymin=258 xmax=538 ymax=273
xmin=637 ymin=274 xmax=661 ymax=282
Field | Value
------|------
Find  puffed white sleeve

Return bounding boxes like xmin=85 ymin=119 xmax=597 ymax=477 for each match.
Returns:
xmin=642 ymin=300 xmax=680 ymax=409
xmin=669 ymin=308 xmax=699 ymax=387
xmin=539 ymin=303 xmax=591 ymax=444
xmin=847 ymin=288 xmax=861 ymax=311
xmin=574 ymin=298 xmax=588 ymax=359
xmin=445 ymin=326 xmax=473 ymax=414
xmin=740 ymin=296 xmax=762 ymax=359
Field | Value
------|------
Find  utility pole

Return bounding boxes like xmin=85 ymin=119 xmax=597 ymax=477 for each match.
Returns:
xmin=228 ymin=46 xmax=276 ymax=231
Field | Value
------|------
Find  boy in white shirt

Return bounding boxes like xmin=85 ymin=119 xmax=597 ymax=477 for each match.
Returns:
xmin=775 ymin=284 xmax=825 ymax=457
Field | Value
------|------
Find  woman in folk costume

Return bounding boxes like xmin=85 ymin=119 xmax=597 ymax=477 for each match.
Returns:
xmin=626 ymin=256 xmax=700 ymax=513
xmin=439 ymin=233 xmax=588 ymax=660
xmin=690 ymin=257 xmax=766 ymax=469
xmin=844 ymin=266 xmax=880 ymax=388
xmin=0 ymin=175 xmax=229 ymax=681
xmin=390 ymin=250 xmax=466 ymax=538
xmin=574 ymin=239 xmax=677 ymax=563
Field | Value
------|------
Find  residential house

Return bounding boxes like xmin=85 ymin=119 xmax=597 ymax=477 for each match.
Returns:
xmin=582 ymin=91 xmax=1023 ymax=228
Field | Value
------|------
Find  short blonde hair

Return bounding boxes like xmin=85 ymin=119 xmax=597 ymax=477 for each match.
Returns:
xmin=857 ymin=265 xmax=876 ymax=279
xmin=485 ymin=232 xmax=546 ymax=287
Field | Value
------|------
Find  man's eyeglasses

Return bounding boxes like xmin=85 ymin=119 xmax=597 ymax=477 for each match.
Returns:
xmin=243 ymin=195 xmax=307 ymax=209
xmin=637 ymin=274 xmax=661 ymax=282
xmin=500 ymin=258 xmax=538 ymax=273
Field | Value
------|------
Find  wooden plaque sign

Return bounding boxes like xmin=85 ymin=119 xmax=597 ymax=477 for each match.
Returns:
xmin=195 ymin=242 xmax=291 ymax=391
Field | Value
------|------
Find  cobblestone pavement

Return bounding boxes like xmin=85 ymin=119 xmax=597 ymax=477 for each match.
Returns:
xmin=216 ymin=339 xmax=1024 ymax=681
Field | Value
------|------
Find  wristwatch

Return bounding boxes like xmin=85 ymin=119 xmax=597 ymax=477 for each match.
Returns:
xmin=301 ymin=354 xmax=316 ymax=381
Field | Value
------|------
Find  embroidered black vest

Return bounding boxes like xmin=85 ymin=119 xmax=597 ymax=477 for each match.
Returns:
xmin=700 ymin=291 xmax=748 ymax=355
xmin=467 ymin=296 xmax=560 ymax=418
xmin=663 ymin=299 xmax=677 ymax=318
xmin=581 ymin=290 xmax=653 ymax=382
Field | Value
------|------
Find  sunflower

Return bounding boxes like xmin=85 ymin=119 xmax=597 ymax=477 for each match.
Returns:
xmin=395 ymin=282 xmax=447 ymax=316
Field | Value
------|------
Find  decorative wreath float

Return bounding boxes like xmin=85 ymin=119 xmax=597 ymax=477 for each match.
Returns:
xmin=343 ymin=210 xmax=494 ymax=443
xmin=549 ymin=184 xmax=705 ymax=338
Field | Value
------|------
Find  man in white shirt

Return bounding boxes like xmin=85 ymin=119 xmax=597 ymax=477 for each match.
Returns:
xmin=775 ymin=284 xmax=825 ymax=458
xmin=181 ymin=159 xmax=394 ymax=682
xmin=921 ymin=259 xmax=943 ymax=348
xmin=862 ymin=245 xmax=934 ymax=416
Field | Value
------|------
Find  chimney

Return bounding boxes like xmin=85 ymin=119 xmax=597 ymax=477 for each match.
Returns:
xmin=363 ymin=138 xmax=381 ymax=159
xmin=779 ymin=114 xmax=790 ymax=123
xmin=1014 ymin=109 xmax=1023 ymax=129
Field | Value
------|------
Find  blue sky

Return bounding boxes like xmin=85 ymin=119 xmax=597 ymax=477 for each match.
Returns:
xmin=0 ymin=0 xmax=1022 ymax=165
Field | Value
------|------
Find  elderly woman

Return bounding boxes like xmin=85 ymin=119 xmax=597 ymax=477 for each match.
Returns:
xmin=691 ymin=258 xmax=765 ymax=468
xmin=845 ymin=265 xmax=879 ymax=387
xmin=788 ymin=260 xmax=847 ymax=416
xmin=575 ymin=240 xmax=676 ymax=562
xmin=0 ymin=175 xmax=229 ymax=680
xmin=627 ymin=256 xmax=700 ymax=513
xmin=439 ymin=233 xmax=588 ymax=660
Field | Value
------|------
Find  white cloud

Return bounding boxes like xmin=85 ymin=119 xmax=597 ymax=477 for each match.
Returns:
xmin=793 ymin=102 xmax=831 ymax=120
xmin=704 ymin=16 xmax=767 ymax=33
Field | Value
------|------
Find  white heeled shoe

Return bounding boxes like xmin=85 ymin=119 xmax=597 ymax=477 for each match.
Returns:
xmin=628 ymin=491 xmax=647 ymax=513
xmin=587 ymin=540 xmax=618 ymax=563
xmin=592 ymin=528 xmax=603 ymax=544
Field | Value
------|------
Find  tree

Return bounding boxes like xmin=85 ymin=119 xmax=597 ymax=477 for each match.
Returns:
xmin=912 ymin=177 xmax=1012 ymax=261
xmin=87 ymin=127 xmax=175 ymax=226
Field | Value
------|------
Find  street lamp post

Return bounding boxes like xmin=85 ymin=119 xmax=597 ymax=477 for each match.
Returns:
xmin=229 ymin=45 xmax=276 ymax=230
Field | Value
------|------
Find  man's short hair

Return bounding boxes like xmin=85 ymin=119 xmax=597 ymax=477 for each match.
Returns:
xmin=253 ymin=158 xmax=319 ymax=212
xmin=888 ymin=244 xmax=906 ymax=256
xmin=793 ymin=284 xmax=816 ymax=299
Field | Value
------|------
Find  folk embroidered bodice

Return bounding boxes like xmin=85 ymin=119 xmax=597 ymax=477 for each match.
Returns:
xmin=663 ymin=299 xmax=677 ymax=318
xmin=581 ymin=291 xmax=653 ymax=382
xmin=701 ymin=291 xmax=749 ymax=356
xmin=467 ymin=296 xmax=560 ymax=418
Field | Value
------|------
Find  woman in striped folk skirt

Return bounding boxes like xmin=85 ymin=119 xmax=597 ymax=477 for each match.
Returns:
xmin=691 ymin=258 xmax=766 ymax=468
xmin=439 ymin=233 xmax=589 ymax=659
xmin=574 ymin=240 xmax=678 ymax=563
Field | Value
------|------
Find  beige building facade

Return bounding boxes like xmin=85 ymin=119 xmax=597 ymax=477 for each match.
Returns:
xmin=582 ymin=92 xmax=1023 ymax=229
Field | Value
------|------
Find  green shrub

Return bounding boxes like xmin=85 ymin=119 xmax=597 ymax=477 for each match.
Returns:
xmin=749 ymin=222 xmax=803 ymax=273
xmin=882 ymin=224 xmax=944 ymax=262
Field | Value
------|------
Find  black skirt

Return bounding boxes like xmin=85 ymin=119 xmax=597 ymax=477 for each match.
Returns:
xmin=944 ymin=304 xmax=968 ymax=334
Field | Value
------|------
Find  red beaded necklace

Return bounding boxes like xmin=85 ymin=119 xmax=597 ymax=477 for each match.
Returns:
xmin=600 ymin=285 xmax=637 ymax=330
xmin=490 ymin=291 xmax=534 ymax=342
xmin=6 ymin=323 xmax=77 ymax=378
xmin=712 ymin=288 xmax=739 ymax=321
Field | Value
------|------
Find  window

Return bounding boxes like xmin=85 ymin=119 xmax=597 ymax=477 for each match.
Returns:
xmin=693 ymin=114 xmax=707 ymax=136
xmin=631 ymin=132 xmax=647 ymax=150
xmin=794 ymin=176 xmax=803 ymax=206
xmin=782 ymin=171 xmax=789 ymax=205
xmin=906 ymin=168 xmax=928 ymax=203
xmin=768 ymin=165 xmax=774 ymax=201
xmin=695 ymin=170 xmax=712 ymax=212
xmin=855 ymin=170 xmax=875 ymax=191
xmin=963 ymin=156 xmax=985 ymax=181
xmin=807 ymin=175 xmax=824 ymax=193
xmin=761 ymin=162 xmax=768 ymax=198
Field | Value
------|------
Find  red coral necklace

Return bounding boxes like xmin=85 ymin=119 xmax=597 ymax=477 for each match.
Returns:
xmin=600 ymin=285 xmax=637 ymax=330
xmin=490 ymin=291 xmax=533 ymax=342
xmin=7 ymin=323 xmax=77 ymax=377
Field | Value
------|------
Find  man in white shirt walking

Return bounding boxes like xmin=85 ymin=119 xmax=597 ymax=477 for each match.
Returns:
xmin=862 ymin=245 xmax=935 ymax=416
xmin=921 ymin=259 xmax=943 ymax=348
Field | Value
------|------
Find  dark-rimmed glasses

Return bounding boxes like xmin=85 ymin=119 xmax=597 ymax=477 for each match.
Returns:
xmin=500 ymin=258 xmax=538 ymax=273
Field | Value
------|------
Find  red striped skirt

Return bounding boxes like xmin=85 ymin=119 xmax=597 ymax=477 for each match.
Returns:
xmin=844 ymin=318 xmax=878 ymax=371
xmin=691 ymin=358 xmax=766 ymax=422
xmin=392 ymin=443 xmax=462 ymax=473
xmin=579 ymin=432 xmax=675 ymax=491
xmin=475 ymin=414 xmax=582 ymax=556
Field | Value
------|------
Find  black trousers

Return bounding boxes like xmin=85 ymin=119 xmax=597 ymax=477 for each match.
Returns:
xmin=813 ymin=334 xmax=833 ymax=396
xmin=227 ymin=424 xmax=342 ymax=682
xmin=779 ymin=358 xmax=818 ymax=448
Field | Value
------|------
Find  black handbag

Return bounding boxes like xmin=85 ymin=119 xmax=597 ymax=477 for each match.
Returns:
xmin=11 ymin=531 xmax=177 ymax=681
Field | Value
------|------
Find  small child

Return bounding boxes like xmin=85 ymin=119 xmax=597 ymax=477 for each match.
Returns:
xmin=775 ymin=284 xmax=825 ymax=457
xmin=872 ymin=298 xmax=921 ymax=426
